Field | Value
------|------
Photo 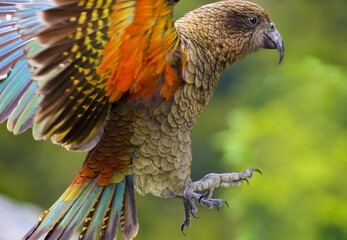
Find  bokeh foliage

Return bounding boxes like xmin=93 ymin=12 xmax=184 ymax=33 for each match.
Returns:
xmin=1 ymin=0 xmax=346 ymax=239
xmin=217 ymin=57 xmax=347 ymax=240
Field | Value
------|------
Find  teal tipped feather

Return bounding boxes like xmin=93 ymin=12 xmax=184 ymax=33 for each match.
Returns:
xmin=0 ymin=1 xmax=49 ymax=134
xmin=104 ymin=183 xmax=126 ymax=240
xmin=24 ymin=175 xmax=138 ymax=240
xmin=7 ymin=82 xmax=38 ymax=134
xmin=0 ymin=59 xmax=32 ymax=122
xmin=80 ymin=185 xmax=116 ymax=239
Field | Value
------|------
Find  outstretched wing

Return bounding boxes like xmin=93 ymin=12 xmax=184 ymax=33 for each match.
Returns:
xmin=0 ymin=0 xmax=182 ymax=151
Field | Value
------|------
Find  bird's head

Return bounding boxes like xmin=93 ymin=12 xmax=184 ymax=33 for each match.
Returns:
xmin=176 ymin=0 xmax=284 ymax=66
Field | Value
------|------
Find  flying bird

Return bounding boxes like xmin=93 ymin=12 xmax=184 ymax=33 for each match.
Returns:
xmin=0 ymin=0 xmax=284 ymax=239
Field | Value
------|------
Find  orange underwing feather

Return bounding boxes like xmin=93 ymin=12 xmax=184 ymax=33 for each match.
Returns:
xmin=98 ymin=0 xmax=181 ymax=102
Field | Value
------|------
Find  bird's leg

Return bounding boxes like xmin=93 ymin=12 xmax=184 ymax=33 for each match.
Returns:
xmin=178 ymin=168 xmax=261 ymax=233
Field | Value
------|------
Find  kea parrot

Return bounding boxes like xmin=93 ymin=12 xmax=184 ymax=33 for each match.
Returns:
xmin=0 ymin=0 xmax=284 ymax=239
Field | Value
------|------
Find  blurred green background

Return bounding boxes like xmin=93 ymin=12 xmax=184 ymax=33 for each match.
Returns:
xmin=1 ymin=0 xmax=347 ymax=239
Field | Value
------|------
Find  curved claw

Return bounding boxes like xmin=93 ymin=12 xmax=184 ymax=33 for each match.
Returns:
xmin=181 ymin=223 xmax=187 ymax=236
xmin=251 ymin=168 xmax=263 ymax=175
xmin=191 ymin=210 xmax=199 ymax=219
xmin=241 ymin=178 xmax=250 ymax=186
xmin=223 ymin=200 xmax=229 ymax=208
xmin=198 ymin=195 xmax=204 ymax=204
xmin=199 ymin=195 xmax=204 ymax=204
xmin=186 ymin=199 xmax=199 ymax=218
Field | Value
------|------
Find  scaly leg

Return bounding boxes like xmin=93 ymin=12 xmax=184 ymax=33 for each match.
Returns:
xmin=178 ymin=168 xmax=262 ymax=233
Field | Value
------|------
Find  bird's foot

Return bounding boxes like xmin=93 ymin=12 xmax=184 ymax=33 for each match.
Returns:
xmin=178 ymin=168 xmax=261 ymax=234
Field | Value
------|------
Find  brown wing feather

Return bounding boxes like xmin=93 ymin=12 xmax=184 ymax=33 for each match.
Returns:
xmin=31 ymin=0 xmax=116 ymax=150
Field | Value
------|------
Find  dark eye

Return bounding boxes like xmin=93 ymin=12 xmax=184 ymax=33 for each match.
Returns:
xmin=248 ymin=16 xmax=259 ymax=26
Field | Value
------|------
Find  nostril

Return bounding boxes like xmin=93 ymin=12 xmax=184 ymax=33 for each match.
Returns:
xmin=270 ymin=23 xmax=276 ymax=31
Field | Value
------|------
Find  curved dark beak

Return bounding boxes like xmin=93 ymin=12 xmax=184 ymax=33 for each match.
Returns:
xmin=263 ymin=23 xmax=285 ymax=64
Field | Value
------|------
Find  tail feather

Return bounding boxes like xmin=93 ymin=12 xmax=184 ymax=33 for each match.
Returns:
xmin=23 ymin=176 xmax=138 ymax=240
xmin=57 ymin=185 xmax=106 ymax=239
xmin=44 ymin=181 xmax=103 ymax=240
xmin=121 ymin=176 xmax=139 ymax=240
xmin=80 ymin=185 xmax=116 ymax=240
xmin=23 ymin=181 xmax=94 ymax=239
xmin=103 ymin=182 xmax=126 ymax=240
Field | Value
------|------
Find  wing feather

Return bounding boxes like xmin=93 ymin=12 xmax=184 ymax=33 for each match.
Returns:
xmin=1 ymin=0 xmax=183 ymax=151
xmin=0 ymin=1 xmax=49 ymax=134
xmin=30 ymin=0 xmax=115 ymax=150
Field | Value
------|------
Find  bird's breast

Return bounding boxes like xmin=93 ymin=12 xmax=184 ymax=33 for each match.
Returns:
xmin=104 ymin=71 xmax=217 ymax=197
